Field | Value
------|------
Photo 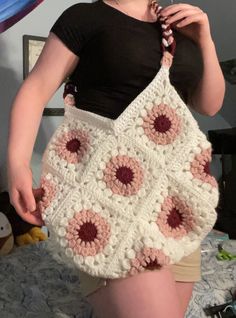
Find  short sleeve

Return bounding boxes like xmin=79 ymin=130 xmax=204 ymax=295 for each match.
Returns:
xmin=170 ymin=32 xmax=203 ymax=105
xmin=50 ymin=4 xmax=90 ymax=56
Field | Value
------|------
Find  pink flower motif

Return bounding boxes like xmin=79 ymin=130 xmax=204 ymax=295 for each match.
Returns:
xmin=65 ymin=209 xmax=111 ymax=257
xmin=190 ymin=148 xmax=218 ymax=187
xmin=129 ymin=247 xmax=170 ymax=276
xmin=37 ymin=176 xmax=57 ymax=214
xmin=103 ymin=155 xmax=144 ymax=196
xmin=54 ymin=129 xmax=90 ymax=164
xmin=142 ymin=103 xmax=181 ymax=145
xmin=156 ymin=196 xmax=195 ymax=239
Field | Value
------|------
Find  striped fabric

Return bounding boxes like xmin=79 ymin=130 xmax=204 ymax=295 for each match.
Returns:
xmin=0 ymin=0 xmax=44 ymax=33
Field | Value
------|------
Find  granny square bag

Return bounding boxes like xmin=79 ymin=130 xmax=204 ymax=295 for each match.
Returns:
xmin=38 ymin=5 xmax=219 ymax=279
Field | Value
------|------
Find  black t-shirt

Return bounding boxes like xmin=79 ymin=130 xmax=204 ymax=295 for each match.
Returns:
xmin=50 ymin=0 xmax=203 ymax=119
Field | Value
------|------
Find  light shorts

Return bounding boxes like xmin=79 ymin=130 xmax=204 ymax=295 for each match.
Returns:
xmin=78 ymin=247 xmax=201 ymax=297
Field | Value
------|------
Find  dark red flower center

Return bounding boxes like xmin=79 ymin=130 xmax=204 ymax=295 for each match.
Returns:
xmin=154 ymin=115 xmax=171 ymax=133
xmin=167 ymin=208 xmax=183 ymax=229
xmin=116 ymin=166 xmax=134 ymax=184
xmin=78 ymin=222 xmax=97 ymax=242
xmin=203 ymin=161 xmax=210 ymax=175
xmin=66 ymin=138 xmax=81 ymax=153
xmin=145 ymin=258 xmax=161 ymax=270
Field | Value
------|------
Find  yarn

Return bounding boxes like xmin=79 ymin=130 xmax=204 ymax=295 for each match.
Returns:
xmin=39 ymin=5 xmax=219 ymax=279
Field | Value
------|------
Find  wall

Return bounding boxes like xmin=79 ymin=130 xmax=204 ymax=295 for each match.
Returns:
xmin=0 ymin=0 xmax=236 ymax=190
xmin=0 ymin=0 xmax=90 ymax=190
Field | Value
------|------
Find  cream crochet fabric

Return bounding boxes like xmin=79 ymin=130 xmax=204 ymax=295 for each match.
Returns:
xmin=39 ymin=18 xmax=219 ymax=279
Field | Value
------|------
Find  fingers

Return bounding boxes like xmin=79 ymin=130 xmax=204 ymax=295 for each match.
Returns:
xmin=9 ymin=188 xmax=45 ymax=226
xmin=30 ymin=209 xmax=45 ymax=226
xmin=159 ymin=3 xmax=208 ymax=31
xmin=10 ymin=188 xmax=27 ymax=215
xmin=162 ymin=9 xmax=199 ymax=25
xmin=33 ymin=188 xmax=44 ymax=202
xmin=161 ymin=3 xmax=202 ymax=16
xmin=21 ymin=187 xmax=37 ymax=212
xmin=175 ymin=12 xmax=208 ymax=28
xmin=160 ymin=3 xmax=204 ymax=25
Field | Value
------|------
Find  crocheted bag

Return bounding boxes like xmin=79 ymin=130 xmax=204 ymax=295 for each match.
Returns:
xmin=38 ymin=5 xmax=219 ymax=279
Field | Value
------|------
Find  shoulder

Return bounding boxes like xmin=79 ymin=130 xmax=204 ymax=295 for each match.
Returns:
xmin=49 ymin=2 xmax=101 ymax=56
xmin=57 ymin=1 xmax=100 ymax=22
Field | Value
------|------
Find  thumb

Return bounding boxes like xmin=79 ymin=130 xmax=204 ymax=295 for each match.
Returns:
xmin=20 ymin=188 xmax=37 ymax=212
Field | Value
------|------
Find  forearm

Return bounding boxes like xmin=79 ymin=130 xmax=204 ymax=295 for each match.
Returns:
xmin=7 ymin=77 xmax=46 ymax=167
xmin=189 ymin=38 xmax=225 ymax=116
xmin=7 ymin=31 xmax=80 ymax=170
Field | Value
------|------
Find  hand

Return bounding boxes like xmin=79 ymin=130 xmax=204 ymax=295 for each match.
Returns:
xmin=159 ymin=3 xmax=212 ymax=47
xmin=7 ymin=164 xmax=45 ymax=226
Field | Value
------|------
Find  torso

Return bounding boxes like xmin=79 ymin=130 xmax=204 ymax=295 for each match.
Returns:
xmin=52 ymin=0 xmax=203 ymax=119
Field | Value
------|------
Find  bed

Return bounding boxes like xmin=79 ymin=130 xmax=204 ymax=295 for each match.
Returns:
xmin=0 ymin=233 xmax=235 ymax=318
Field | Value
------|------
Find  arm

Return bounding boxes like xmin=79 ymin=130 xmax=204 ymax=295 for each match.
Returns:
xmin=188 ymin=38 xmax=225 ymax=116
xmin=7 ymin=32 xmax=79 ymax=224
xmin=160 ymin=4 xmax=226 ymax=116
xmin=8 ymin=32 xmax=79 ymax=166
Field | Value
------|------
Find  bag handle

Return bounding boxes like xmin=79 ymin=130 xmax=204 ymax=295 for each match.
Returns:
xmin=150 ymin=1 xmax=176 ymax=66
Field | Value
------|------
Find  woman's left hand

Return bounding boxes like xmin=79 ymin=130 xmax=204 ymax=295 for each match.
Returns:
xmin=159 ymin=3 xmax=212 ymax=47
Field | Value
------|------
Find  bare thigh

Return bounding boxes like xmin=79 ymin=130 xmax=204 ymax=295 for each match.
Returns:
xmin=87 ymin=266 xmax=184 ymax=318
xmin=176 ymin=281 xmax=194 ymax=314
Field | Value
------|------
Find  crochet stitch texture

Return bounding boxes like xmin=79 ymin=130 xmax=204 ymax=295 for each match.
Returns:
xmin=39 ymin=8 xmax=219 ymax=279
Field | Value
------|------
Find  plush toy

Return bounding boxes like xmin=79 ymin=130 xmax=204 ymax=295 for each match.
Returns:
xmin=0 ymin=191 xmax=47 ymax=252
xmin=0 ymin=212 xmax=14 ymax=255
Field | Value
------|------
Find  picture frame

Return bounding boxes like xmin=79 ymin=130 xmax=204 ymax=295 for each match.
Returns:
xmin=23 ymin=34 xmax=64 ymax=116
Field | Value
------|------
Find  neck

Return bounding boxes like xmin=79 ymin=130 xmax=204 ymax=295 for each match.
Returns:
xmin=115 ymin=0 xmax=150 ymax=4
xmin=105 ymin=0 xmax=158 ymax=21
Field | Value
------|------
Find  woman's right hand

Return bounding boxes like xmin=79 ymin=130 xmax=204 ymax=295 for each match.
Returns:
xmin=7 ymin=164 xmax=45 ymax=226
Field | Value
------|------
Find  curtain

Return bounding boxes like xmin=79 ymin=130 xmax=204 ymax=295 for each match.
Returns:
xmin=0 ymin=0 xmax=44 ymax=33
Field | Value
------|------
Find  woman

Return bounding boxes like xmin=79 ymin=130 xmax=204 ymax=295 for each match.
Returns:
xmin=7 ymin=0 xmax=225 ymax=317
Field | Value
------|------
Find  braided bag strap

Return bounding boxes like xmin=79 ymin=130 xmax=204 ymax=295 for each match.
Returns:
xmin=63 ymin=80 xmax=78 ymax=107
xmin=150 ymin=0 xmax=176 ymax=67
